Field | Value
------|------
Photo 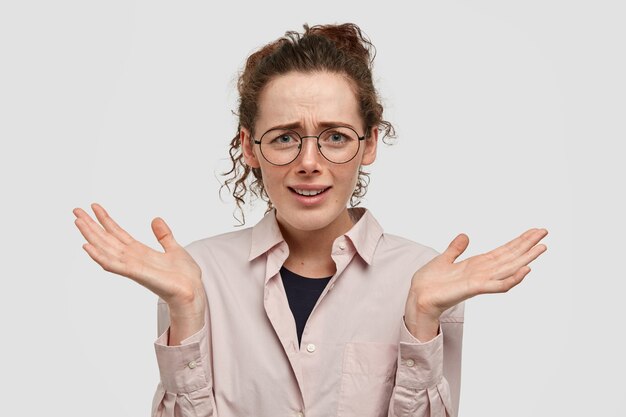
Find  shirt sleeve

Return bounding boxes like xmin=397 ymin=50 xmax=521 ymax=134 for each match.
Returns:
xmin=151 ymin=299 xmax=217 ymax=417
xmin=387 ymin=302 xmax=465 ymax=417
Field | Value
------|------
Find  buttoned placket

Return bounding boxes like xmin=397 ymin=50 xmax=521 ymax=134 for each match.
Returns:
xmin=262 ymin=240 xmax=309 ymax=411
xmin=298 ymin=236 xmax=356 ymax=409
xmin=262 ymin=235 xmax=356 ymax=411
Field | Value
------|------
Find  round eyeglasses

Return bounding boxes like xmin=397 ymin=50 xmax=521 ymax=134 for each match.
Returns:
xmin=253 ymin=126 xmax=366 ymax=166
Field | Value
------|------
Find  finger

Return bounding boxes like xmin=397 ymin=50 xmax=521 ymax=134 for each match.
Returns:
xmin=74 ymin=214 xmax=124 ymax=257
xmin=493 ymin=243 xmax=547 ymax=280
xmin=82 ymin=242 xmax=126 ymax=274
xmin=73 ymin=207 xmax=97 ymax=223
xmin=83 ymin=239 xmax=156 ymax=287
xmin=91 ymin=203 xmax=134 ymax=245
xmin=482 ymin=266 xmax=531 ymax=294
xmin=442 ymin=233 xmax=470 ymax=263
xmin=74 ymin=217 xmax=108 ymax=251
xmin=151 ymin=217 xmax=180 ymax=252
xmin=490 ymin=228 xmax=548 ymax=262
xmin=74 ymin=207 xmax=107 ymax=238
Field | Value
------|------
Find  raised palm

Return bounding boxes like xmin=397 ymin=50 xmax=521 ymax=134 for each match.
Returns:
xmin=407 ymin=228 xmax=549 ymax=319
xmin=73 ymin=203 xmax=204 ymax=313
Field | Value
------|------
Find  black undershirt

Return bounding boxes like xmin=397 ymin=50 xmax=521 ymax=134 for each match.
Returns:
xmin=280 ymin=266 xmax=332 ymax=347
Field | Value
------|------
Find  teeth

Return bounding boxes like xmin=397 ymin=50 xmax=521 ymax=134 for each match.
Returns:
xmin=293 ymin=188 xmax=326 ymax=196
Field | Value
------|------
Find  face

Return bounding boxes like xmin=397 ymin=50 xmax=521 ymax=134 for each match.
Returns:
xmin=241 ymin=71 xmax=378 ymax=233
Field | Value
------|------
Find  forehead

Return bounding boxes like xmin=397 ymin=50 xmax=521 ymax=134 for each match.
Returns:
xmin=256 ymin=71 xmax=362 ymax=132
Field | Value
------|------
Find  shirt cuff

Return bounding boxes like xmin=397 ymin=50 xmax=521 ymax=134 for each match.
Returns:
xmin=154 ymin=319 xmax=209 ymax=393
xmin=396 ymin=316 xmax=444 ymax=390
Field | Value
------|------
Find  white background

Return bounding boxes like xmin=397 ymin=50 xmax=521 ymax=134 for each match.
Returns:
xmin=1 ymin=1 xmax=624 ymax=416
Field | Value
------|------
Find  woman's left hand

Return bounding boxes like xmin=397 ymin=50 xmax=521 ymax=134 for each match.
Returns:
xmin=404 ymin=228 xmax=548 ymax=340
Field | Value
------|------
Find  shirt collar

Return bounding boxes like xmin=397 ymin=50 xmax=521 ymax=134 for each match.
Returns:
xmin=248 ymin=207 xmax=384 ymax=265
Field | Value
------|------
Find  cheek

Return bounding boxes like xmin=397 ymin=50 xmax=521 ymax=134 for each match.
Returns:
xmin=338 ymin=163 xmax=362 ymax=191
xmin=258 ymin=165 xmax=284 ymax=197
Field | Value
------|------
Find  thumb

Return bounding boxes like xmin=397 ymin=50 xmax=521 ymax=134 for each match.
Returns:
xmin=151 ymin=217 xmax=179 ymax=252
xmin=442 ymin=233 xmax=469 ymax=263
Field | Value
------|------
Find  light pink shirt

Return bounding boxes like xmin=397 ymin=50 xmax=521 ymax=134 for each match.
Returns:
xmin=152 ymin=207 xmax=464 ymax=417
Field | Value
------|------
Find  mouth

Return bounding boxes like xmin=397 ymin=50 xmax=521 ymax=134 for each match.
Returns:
xmin=288 ymin=187 xmax=331 ymax=197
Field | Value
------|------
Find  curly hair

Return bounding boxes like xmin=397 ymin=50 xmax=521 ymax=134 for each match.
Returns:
xmin=220 ymin=23 xmax=395 ymax=225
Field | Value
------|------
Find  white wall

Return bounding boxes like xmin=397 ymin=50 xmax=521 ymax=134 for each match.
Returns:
xmin=1 ymin=0 xmax=623 ymax=415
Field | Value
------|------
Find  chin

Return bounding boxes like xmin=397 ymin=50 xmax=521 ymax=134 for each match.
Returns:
xmin=276 ymin=206 xmax=344 ymax=233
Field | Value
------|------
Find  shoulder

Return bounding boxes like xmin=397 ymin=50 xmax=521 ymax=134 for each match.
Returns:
xmin=377 ymin=231 xmax=441 ymax=265
xmin=183 ymin=227 xmax=253 ymax=262
xmin=355 ymin=208 xmax=440 ymax=266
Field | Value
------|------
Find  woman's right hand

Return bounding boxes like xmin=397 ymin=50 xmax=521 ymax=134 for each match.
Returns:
xmin=73 ymin=203 xmax=206 ymax=322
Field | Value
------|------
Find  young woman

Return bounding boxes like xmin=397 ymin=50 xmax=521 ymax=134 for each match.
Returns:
xmin=73 ymin=23 xmax=548 ymax=417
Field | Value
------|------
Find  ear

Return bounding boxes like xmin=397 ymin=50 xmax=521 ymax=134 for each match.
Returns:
xmin=241 ymin=127 xmax=261 ymax=168
xmin=360 ymin=126 xmax=378 ymax=166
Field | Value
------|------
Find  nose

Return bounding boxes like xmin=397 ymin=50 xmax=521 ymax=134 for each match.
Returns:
xmin=295 ymin=136 xmax=323 ymax=172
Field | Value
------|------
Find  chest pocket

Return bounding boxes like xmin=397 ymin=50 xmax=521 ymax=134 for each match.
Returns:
xmin=336 ymin=342 xmax=397 ymax=417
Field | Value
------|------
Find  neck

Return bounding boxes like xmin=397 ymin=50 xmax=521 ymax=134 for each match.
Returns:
xmin=276 ymin=208 xmax=355 ymax=278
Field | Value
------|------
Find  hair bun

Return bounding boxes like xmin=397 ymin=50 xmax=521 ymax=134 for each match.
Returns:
xmin=300 ymin=23 xmax=375 ymax=67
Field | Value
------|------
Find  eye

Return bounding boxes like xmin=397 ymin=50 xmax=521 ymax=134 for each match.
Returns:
xmin=321 ymin=128 xmax=353 ymax=146
xmin=276 ymin=135 xmax=293 ymax=143
xmin=329 ymin=133 xmax=346 ymax=142
xmin=321 ymin=131 xmax=348 ymax=143
xmin=268 ymin=133 xmax=297 ymax=144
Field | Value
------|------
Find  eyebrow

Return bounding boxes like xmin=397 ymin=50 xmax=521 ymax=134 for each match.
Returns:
xmin=267 ymin=121 xmax=358 ymax=131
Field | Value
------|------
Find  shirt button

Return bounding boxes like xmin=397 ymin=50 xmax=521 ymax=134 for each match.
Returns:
xmin=306 ymin=343 xmax=316 ymax=353
xmin=338 ymin=243 xmax=346 ymax=250
xmin=296 ymin=412 xmax=304 ymax=417
xmin=405 ymin=359 xmax=415 ymax=367
xmin=188 ymin=360 xmax=197 ymax=369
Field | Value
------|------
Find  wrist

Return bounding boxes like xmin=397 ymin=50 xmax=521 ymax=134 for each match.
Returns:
xmin=166 ymin=287 xmax=207 ymax=346
xmin=168 ymin=285 xmax=207 ymax=319
xmin=404 ymin=293 xmax=442 ymax=342
xmin=404 ymin=313 xmax=440 ymax=343
xmin=169 ymin=303 xmax=205 ymax=321
xmin=168 ymin=306 xmax=206 ymax=346
xmin=405 ymin=291 xmax=442 ymax=320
